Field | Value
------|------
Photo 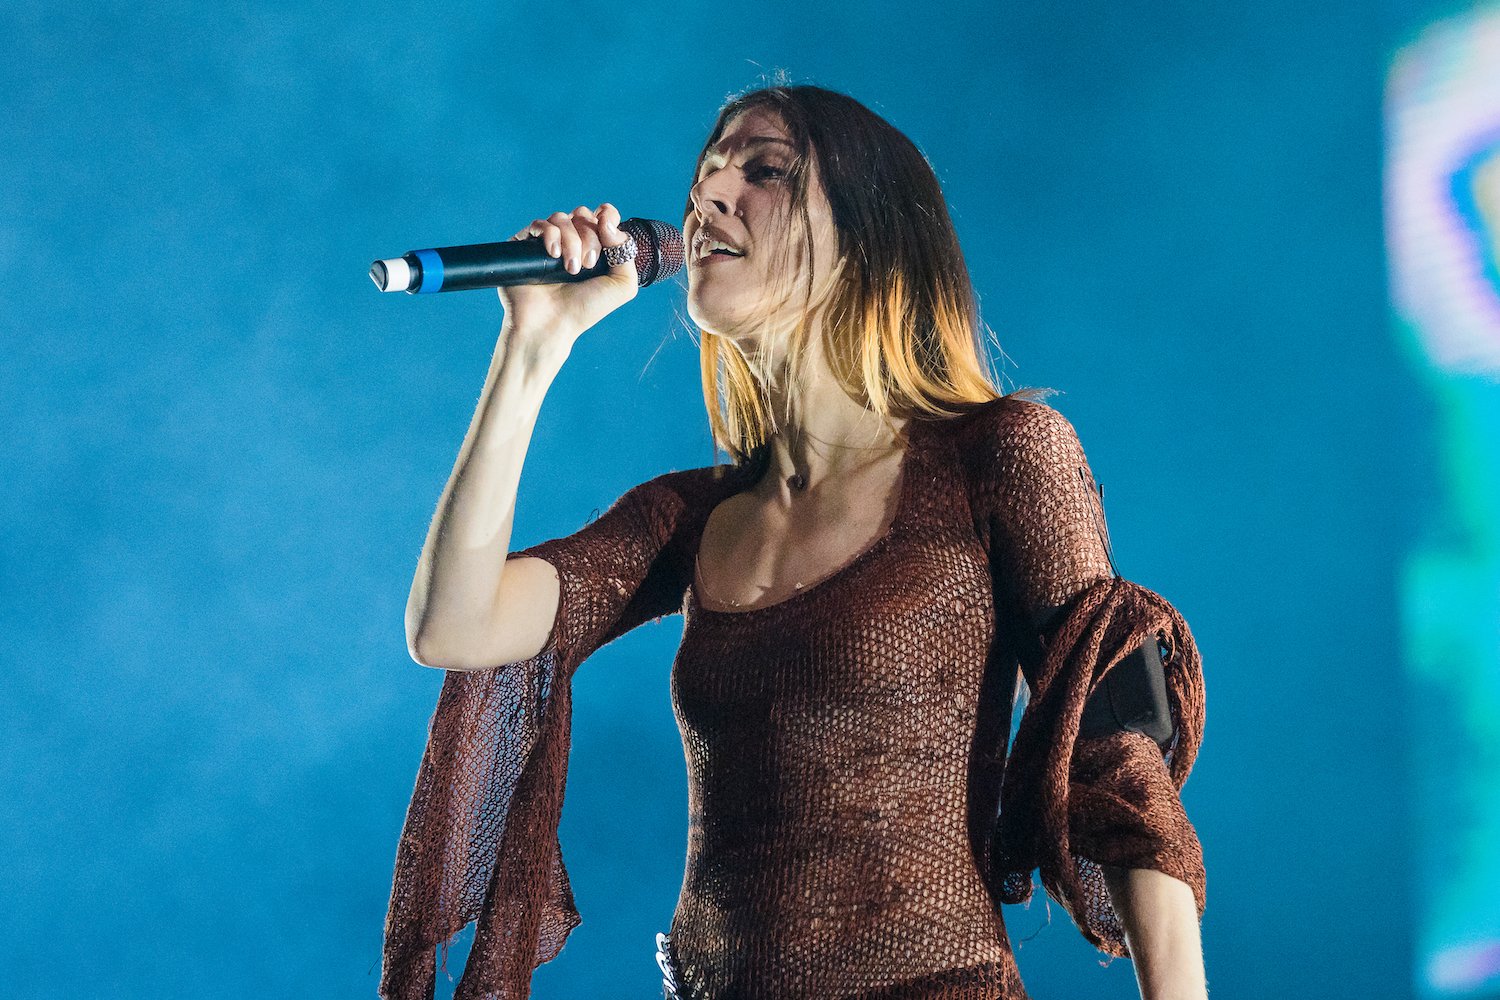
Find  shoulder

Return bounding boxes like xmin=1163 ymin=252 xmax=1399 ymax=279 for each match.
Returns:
xmin=935 ymin=392 xmax=1087 ymax=477
xmin=627 ymin=461 xmax=753 ymax=503
xmin=606 ymin=462 xmax=753 ymax=533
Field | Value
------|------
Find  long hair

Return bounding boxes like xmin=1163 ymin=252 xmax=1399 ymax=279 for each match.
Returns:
xmin=686 ymin=85 xmax=1006 ymax=463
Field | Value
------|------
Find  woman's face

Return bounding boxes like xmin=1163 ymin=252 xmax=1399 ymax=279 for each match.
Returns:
xmin=684 ymin=108 xmax=842 ymax=365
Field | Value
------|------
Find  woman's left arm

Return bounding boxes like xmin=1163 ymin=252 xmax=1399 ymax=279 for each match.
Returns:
xmin=976 ymin=398 xmax=1208 ymax=982
xmin=1101 ymin=865 xmax=1209 ymax=1000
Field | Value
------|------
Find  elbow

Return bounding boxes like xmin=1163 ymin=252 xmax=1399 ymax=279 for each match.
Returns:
xmin=406 ymin=623 xmax=479 ymax=672
xmin=404 ymin=603 xmax=437 ymax=668
xmin=405 ymin=625 xmax=444 ymax=670
xmin=407 ymin=619 xmax=520 ymax=672
xmin=405 ymin=594 xmax=438 ymax=668
xmin=404 ymin=597 xmax=475 ymax=670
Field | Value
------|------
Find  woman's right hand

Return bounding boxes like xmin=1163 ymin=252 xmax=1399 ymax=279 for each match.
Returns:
xmin=498 ymin=202 xmax=639 ymax=350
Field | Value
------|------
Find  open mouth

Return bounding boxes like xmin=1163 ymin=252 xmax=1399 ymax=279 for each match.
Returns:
xmin=693 ymin=231 xmax=746 ymax=262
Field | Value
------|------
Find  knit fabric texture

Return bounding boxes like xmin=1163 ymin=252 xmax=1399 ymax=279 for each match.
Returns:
xmin=379 ymin=396 xmax=1207 ymax=1000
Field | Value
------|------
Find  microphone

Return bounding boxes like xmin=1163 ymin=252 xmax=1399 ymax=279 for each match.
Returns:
xmin=369 ymin=218 xmax=684 ymax=294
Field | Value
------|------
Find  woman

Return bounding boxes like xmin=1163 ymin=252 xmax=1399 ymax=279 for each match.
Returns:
xmin=381 ymin=85 xmax=1208 ymax=1000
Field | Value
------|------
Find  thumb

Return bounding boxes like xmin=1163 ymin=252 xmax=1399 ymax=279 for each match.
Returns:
xmin=599 ymin=213 xmax=626 ymax=248
xmin=595 ymin=204 xmax=639 ymax=278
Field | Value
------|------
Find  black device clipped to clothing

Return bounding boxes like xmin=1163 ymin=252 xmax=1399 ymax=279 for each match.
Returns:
xmin=1022 ymin=604 xmax=1176 ymax=750
xmin=1022 ymin=468 xmax=1176 ymax=751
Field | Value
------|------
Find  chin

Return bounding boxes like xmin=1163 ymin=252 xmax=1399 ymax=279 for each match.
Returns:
xmin=687 ymin=288 xmax=756 ymax=340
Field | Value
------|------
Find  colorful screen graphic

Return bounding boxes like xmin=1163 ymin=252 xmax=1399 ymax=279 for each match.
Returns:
xmin=1387 ymin=6 xmax=1500 ymax=997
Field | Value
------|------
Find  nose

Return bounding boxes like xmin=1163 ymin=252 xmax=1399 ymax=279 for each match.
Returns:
xmin=690 ymin=167 xmax=735 ymax=222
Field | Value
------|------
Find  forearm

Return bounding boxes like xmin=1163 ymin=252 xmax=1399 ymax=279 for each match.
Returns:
xmin=405 ymin=321 xmax=570 ymax=661
xmin=1100 ymin=865 xmax=1207 ymax=1000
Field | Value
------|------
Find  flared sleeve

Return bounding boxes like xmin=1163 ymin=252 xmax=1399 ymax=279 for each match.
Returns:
xmin=966 ymin=397 xmax=1207 ymax=958
xmin=380 ymin=473 xmax=697 ymax=1000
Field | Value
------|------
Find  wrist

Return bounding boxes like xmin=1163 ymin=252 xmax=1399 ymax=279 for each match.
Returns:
xmin=500 ymin=319 xmax=577 ymax=377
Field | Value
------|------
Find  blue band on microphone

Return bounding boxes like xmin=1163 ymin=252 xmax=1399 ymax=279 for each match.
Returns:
xmin=413 ymin=248 xmax=444 ymax=293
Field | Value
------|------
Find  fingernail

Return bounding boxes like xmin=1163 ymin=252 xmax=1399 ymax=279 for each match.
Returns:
xmin=585 ymin=250 xmax=598 ymax=268
xmin=567 ymin=255 xmax=578 ymax=272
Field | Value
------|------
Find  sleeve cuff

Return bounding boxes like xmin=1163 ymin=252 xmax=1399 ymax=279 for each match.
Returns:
xmin=986 ymin=577 xmax=1207 ymax=958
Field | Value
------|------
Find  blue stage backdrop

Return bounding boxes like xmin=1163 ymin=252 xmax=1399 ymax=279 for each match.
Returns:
xmin=0 ymin=1 xmax=1440 ymax=998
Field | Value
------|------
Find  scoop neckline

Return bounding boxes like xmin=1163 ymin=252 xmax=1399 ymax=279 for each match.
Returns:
xmin=689 ymin=426 xmax=921 ymax=618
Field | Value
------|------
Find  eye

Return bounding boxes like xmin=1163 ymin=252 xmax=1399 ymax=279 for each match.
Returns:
xmin=745 ymin=162 xmax=786 ymax=184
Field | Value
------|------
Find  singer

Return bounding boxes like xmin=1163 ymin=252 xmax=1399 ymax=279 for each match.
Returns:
xmin=381 ymin=85 xmax=1208 ymax=1000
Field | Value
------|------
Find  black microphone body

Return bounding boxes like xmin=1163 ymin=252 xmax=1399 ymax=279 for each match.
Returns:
xmin=370 ymin=218 xmax=683 ymax=294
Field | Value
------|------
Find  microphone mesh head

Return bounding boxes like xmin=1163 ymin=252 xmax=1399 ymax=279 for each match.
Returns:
xmin=620 ymin=218 xmax=685 ymax=287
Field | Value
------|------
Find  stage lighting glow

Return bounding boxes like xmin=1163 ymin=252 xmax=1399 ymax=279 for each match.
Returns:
xmin=1386 ymin=6 xmax=1500 ymax=998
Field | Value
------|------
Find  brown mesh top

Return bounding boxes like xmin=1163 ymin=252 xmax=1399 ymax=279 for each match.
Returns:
xmin=380 ymin=396 xmax=1207 ymax=1000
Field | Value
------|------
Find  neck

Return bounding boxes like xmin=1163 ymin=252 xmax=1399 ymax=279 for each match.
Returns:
xmin=758 ymin=330 xmax=906 ymax=495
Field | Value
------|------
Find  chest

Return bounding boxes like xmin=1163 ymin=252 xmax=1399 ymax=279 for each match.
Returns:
xmin=694 ymin=459 xmax=904 ymax=614
xmin=666 ymin=444 xmax=1024 ymax=808
xmin=673 ymin=513 xmax=999 ymax=724
xmin=670 ymin=433 xmax=1020 ymax=714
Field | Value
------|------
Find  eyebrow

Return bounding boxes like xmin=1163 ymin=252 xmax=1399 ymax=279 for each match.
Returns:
xmin=700 ymin=136 xmax=796 ymax=170
xmin=726 ymin=136 xmax=795 ymax=152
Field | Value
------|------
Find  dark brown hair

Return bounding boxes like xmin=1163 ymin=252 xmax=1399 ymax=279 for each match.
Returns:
xmin=686 ymin=84 xmax=1003 ymax=460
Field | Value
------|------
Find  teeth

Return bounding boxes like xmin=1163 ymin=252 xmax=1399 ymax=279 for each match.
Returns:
xmin=696 ymin=236 xmax=744 ymax=260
